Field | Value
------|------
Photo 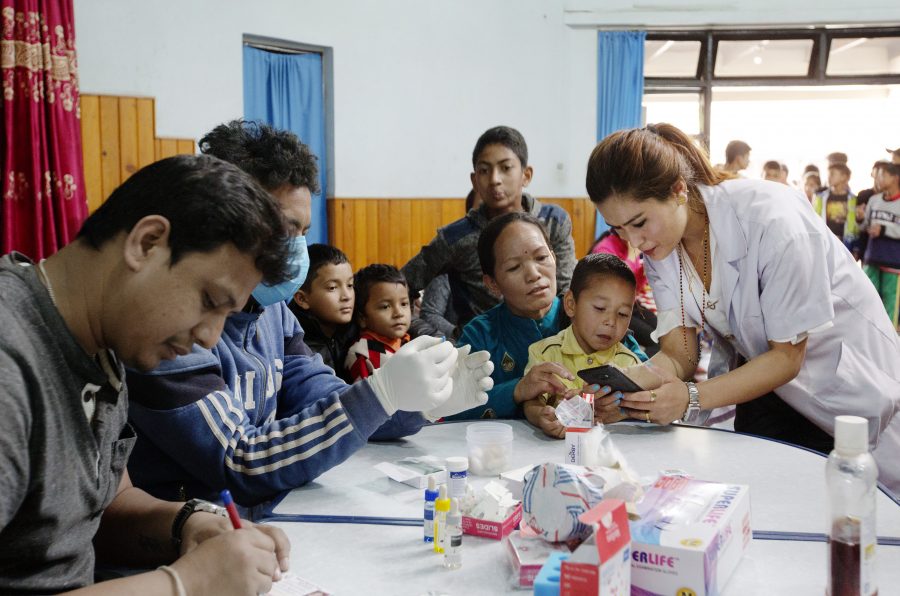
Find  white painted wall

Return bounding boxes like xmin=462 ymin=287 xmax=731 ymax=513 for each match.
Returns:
xmin=74 ymin=0 xmax=601 ymax=197
xmin=73 ymin=0 xmax=898 ymax=198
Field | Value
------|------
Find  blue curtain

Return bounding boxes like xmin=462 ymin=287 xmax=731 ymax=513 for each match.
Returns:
xmin=594 ymin=31 xmax=646 ymax=240
xmin=243 ymin=46 xmax=328 ymax=245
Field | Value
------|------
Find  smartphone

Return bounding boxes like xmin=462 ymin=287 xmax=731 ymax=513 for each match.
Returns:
xmin=577 ymin=364 xmax=644 ymax=394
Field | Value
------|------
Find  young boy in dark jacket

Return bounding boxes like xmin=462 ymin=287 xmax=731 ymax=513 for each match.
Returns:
xmin=289 ymin=244 xmax=357 ymax=379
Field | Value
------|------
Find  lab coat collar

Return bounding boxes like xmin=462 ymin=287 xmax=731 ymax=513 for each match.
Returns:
xmin=698 ymin=183 xmax=746 ymax=330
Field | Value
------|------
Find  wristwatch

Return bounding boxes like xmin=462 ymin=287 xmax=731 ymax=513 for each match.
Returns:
xmin=681 ymin=381 xmax=701 ymax=423
xmin=172 ymin=498 xmax=228 ymax=550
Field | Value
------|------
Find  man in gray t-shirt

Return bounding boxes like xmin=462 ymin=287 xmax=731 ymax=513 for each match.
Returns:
xmin=0 ymin=156 xmax=293 ymax=595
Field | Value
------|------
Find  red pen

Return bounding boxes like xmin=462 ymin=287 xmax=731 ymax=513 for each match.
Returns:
xmin=220 ymin=489 xmax=242 ymax=529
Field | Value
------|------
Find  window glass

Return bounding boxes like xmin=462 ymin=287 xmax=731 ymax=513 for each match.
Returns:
xmin=827 ymin=36 xmax=900 ymax=76
xmin=642 ymin=93 xmax=701 ymax=138
xmin=645 ymin=40 xmax=701 ymax=77
xmin=715 ymin=39 xmax=813 ymax=77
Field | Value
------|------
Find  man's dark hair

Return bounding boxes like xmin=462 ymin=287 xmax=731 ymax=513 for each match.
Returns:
xmin=803 ymin=164 xmax=820 ymax=175
xmin=725 ymin=140 xmax=751 ymax=163
xmin=827 ymin=152 xmax=849 ymax=165
xmin=354 ymin=264 xmax=408 ymax=319
xmin=78 ymin=154 xmax=292 ymax=284
xmin=199 ymin=119 xmax=320 ymax=194
xmin=878 ymin=162 xmax=900 ymax=179
xmin=472 ymin=126 xmax=528 ymax=169
xmin=569 ymin=253 xmax=635 ymax=300
xmin=828 ymin=163 xmax=852 ymax=179
xmin=477 ymin=211 xmax=551 ymax=278
xmin=762 ymin=160 xmax=782 ymax=172
xmin=301 ymin=244 xmax=350 ymax=292
xmin=780 ymin=163 xmax=789 ymax=176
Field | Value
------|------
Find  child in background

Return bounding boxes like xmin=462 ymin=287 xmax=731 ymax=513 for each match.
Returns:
xmin=861 ymin=161 xmax=900 ymax=331
xmin=289 ymin=244 xmax=357 ymax=379
xmin=523 ymin=253 xmax=642 ymax=438
xmin=814 ymin=163 xmax=859 ymax=254
xmin=345 ymin=264 xmax=413 ymax=381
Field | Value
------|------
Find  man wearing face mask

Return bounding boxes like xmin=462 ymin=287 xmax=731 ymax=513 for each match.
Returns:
xmin=126 ymin=121 xmax=492 ymax=509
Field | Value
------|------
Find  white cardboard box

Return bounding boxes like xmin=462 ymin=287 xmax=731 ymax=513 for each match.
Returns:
xmin=628 ymin=476 xmax=752 ymax=596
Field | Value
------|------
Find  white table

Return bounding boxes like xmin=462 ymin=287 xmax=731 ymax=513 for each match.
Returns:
xmin=272 ymin=420 xmax=900 ymax=537
xmin=268 ymin=521 xmax=900 ymax=596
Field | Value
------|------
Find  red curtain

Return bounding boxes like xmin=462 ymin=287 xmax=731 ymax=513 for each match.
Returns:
xmin=1 ymin=0 xmax=86 ymax=260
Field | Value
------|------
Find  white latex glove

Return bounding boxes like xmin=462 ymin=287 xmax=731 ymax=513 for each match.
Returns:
xmin=424 ymin=344 xmax=494 ymax=421
xmin=366 ymin=335 xmax=458 ymax=416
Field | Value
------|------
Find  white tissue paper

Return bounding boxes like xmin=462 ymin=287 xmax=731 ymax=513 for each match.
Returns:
xmin=463 ymin=480 xmax=519 ymax=522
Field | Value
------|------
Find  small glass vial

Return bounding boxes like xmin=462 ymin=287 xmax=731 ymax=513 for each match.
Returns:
xmin=443 ymin=498 xmax=462 ymax=570
xmin=433 ymin=485 xmax=450 ymax=554
xmin=446 ymin=456 xmax=468 ymax=500
xmin=423 ymin=476 xmax=438 ymax=544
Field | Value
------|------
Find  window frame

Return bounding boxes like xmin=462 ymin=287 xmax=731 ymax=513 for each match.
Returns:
xmin=644 ymin=27 xmax=900 ymax=148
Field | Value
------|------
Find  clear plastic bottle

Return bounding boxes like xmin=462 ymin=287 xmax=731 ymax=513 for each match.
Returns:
xmin=826 ymin=415 xmax=878 ymax=596
xmin=443 ymin=498 xmax=462 ymax=570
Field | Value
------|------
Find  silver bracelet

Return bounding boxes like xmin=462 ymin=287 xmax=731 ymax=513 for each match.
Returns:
xmin=681 ymin=381 xmax=701 ymax=423
xmin=158 ymin=565 xmax=187 ymax=596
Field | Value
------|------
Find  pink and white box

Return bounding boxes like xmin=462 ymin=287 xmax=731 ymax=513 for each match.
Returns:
xmin=560 ymin=499 xmax=631 ymax=595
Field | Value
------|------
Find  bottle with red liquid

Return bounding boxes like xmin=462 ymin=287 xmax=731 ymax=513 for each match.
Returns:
xmin=826 ymin=415 xmax=878 ymax=596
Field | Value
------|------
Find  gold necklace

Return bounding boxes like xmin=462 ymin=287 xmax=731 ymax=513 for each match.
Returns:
xmin=36 ymin=259 xmax=58 ymax=307
xmin=677 ymin=216 xmax=709 ymax=366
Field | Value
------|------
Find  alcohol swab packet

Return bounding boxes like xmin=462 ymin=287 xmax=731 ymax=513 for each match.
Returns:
xmin=555 ymin=395 xmax=593 ymax=428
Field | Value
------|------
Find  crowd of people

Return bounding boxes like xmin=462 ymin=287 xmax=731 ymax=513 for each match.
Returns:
xmin=718 ymin=141 xmax=900 ymax=330
xmin=1 ymin=119 xmax=898 ymax=594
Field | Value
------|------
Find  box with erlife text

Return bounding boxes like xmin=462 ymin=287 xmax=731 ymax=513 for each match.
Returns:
xmin=628 ymin=475 xmax=752 ymax=596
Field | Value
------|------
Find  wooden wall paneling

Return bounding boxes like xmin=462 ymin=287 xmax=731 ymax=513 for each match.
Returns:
xmin=351 ymin=199 xmax=368 ymax=268
xmin=408 ymin=200 xmax=424 ymax=268
xmin=326 ymin=200 xmax=339 ymax=252
xmin=156 ymin=138 xmax=179 ymax=160
xmin=364 ymin=200 xmax=379 ymax=265
xmin=98 ymin=96 xmax=121 ymax=200
xmin=79 ymin=95 xmax=103 ymax=214
xmin=386 ymin=200 xmax=405 ymax=268
xmin=376 ymin=199 xmax=392 ymax=268
xmin=135 ymin=98 xmax=156 ymax=168
xmin=117 ymin=97 xmax=139 ymax=182
xmin=176 ymin=139 xmax=195 ymax=155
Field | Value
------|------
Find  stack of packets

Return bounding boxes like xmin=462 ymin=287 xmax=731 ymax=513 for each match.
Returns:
xmin=629 ymin=474 xmax=751 ymax=596
xmin=505 ymin=525 xmax=571 ymax=588
xmin=373 ymin=456 xmax=446 ymax=488
xmin=459 ymin=480 xmax=522 ymax=540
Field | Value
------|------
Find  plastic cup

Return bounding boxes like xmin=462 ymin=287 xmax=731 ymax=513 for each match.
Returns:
xmin=466 ymin=422 xmax=513 ymax=476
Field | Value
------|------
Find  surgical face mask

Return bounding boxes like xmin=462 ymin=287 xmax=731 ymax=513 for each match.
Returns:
xmin=251 ymin=234 xmax=310 ymax=307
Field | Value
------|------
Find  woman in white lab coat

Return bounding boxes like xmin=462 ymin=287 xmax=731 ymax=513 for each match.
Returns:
xmin=586 ymin=123 xmax=900 ymax=495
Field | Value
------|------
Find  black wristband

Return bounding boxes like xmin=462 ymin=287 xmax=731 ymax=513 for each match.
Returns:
xmin=171 ymin=499 xmax=228 ymax=551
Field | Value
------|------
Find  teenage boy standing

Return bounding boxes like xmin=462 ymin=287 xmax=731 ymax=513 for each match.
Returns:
xmin=402 ymin=126 xmax=576 ymax=328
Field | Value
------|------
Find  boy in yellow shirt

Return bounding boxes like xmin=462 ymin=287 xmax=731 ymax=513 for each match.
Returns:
xmin=523 ymin=253 xmax=642 ymax=437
